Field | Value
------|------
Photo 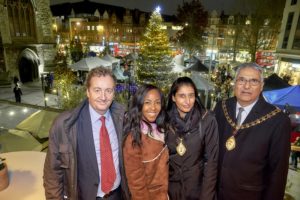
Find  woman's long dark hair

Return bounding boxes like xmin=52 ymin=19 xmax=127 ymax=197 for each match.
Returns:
xmin=167 ymin=76 xmax=204 ymax=112
xmin=124 ymin=84 xmax=166 ymax=147
xmin=166 ymin=77 xmax=205 ymax=135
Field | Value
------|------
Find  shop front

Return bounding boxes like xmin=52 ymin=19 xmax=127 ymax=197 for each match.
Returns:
xmin=277 ymin=57 xmax=300 ymax=85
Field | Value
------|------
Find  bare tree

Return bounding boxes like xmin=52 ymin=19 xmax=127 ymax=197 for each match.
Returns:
xmin=175 ymin=0 xmax=208 ymax=56
xmin=236 ymin=0 xmax=285 ymax=61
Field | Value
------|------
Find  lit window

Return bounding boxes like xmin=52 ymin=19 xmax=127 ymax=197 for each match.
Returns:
xmin=172 ymin=26 xmax=183 ymax=30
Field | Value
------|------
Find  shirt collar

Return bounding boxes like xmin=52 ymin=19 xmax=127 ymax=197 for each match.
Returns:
xmin=89 ymin=104 xmax=111 ymax=123
xmin=236 ymin=98 xmax=258 ymax=115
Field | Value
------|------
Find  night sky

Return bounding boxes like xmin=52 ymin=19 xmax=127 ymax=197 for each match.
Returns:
xmin=50 ymin=0 xmax=238 ymax=15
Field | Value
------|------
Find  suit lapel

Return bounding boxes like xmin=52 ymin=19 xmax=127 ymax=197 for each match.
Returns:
xmin=243 ymin=96 xmax=265 ymax=124
xmin=227 ymin=97 xmax=237 ymax=123
xmin=110 ymin=102 xmax=124 ymax=142
xmin=79 ymin=103 xmax=99 ymax=176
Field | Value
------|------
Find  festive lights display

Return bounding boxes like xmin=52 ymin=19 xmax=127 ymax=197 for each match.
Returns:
xmin=136 ymin=7 xmax=176 ymax=92
xmin=210 ymin=64 xmax=233 ymax=101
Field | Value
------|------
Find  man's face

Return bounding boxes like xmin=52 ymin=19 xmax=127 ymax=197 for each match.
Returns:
xmin=234 ymin=67 xmax=264 ymax=107
xmin=86 ymin=75 xmax=115 ymax=115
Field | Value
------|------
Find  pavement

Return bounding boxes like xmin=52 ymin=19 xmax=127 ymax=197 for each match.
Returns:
xmin=0 ymin=81 xmax=300 ymax=200
xmin=0 ymin=81 xmax=60 ymax=129
xmin=0 ymin=81 xmax=58 ymax=108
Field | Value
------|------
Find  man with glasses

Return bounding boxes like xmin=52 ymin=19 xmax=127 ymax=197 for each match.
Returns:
xmin=44 ymin=66 xmax=129 ymax=200
xmin=214 ymin=63 xmax=291 ymax=200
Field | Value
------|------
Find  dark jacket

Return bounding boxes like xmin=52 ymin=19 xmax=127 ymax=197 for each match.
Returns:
xmin=123 ymin=132 xmax=169 ymax=200
xmin=214 ymin=96 xmax=291 ymax=200
xmin=166 ymin=111 xmax=219 ymax=200
xmin=13 ymin=85 xmax=22 ymax=102
xmin=43 ymin=99 xmax=129 ymax=200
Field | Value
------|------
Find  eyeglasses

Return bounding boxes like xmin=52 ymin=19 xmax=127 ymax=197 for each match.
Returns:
xmin=236 ymin=77 xmax=261 ymax=86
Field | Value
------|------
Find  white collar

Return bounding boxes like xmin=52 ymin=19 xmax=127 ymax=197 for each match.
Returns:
xmin=236 ymin=98 xmax=258 ymax=116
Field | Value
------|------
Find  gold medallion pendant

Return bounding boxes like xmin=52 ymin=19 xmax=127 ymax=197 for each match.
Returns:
xmin=226 ymin=136 xmax=236 ymax=151
xmin=176 ymin=138 xmax=186 ymax=156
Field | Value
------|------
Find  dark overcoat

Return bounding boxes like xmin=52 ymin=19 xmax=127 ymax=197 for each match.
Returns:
xmin=44 ymin=100 xmax=130 ymax=200
xmin=166 ymin=111 xmax=219 ymax=200
xmin=214 ymin=96 xmax=291 ymax=200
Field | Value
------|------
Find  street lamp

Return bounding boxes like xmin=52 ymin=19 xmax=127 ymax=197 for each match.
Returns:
xmin=41 ymin=74 xmax=47 ymax=107
xmin=203 ymin=30 xmax=224 ymax=77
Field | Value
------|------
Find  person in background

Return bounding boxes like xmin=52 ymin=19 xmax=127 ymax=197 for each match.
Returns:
xmin=166 ymin=77 xmax=219 ymax=200
xmin=123 ymin=84 xmax=169 ymax=200
xmin=44 ymin=66 xmax=129 ymax=200
xmin=49 ymin=73 xmax=54 ymax=89
xmin=13 ymin=76 xmax=19 ymax=85
xmin=13 ymin=83 xmax=22 ymax=103
xmin=214 ymin=63 xmax=291 ymax=200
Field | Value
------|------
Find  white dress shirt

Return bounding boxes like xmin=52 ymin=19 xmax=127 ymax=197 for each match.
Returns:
xmin=236 ymin=99 xmax=258 ymax=125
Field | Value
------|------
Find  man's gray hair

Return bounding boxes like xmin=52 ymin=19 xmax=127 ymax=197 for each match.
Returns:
xmin=234 ymin=63 xmax=264 ymax=83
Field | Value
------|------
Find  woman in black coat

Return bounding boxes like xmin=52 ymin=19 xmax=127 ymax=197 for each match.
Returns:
xmin=166 ymin=77 xmax=219 ymax=200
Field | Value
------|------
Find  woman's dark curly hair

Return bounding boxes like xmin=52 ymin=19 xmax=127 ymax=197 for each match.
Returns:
xmin=124 ymin=84 xmax=166 ymax=147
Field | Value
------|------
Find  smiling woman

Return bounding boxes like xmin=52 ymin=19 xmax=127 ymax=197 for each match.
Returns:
xmin=123 ymin=84 xmax=169 ymax=200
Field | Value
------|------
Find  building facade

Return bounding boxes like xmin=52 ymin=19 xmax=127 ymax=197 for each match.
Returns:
xmin=50 ymin=1 xmax=178 ymax=59
xmin=0 ymin=0 xmax=55 ymax=83
xmin=204 ymin=9 xmax=282 ymax=73
xmin=276 ymin=0 xmax=300 ymax=84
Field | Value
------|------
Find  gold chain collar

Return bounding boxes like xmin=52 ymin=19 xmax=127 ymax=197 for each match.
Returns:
xmin=221 ymin=100 xmax=281 ymax=131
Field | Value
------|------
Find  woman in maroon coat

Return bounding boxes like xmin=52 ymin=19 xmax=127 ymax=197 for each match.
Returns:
xmin=166 ymin=77 xmax=219 ymax=200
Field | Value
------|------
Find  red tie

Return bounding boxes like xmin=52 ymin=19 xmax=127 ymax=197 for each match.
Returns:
xmin=100 ymin=116 xmax=116 ymax=194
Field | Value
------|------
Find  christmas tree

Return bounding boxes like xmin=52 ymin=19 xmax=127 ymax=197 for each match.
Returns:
xmin=136 ymin=7 xmax=176 ymax=92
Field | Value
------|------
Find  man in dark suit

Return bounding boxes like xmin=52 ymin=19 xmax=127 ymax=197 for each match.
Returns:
xmin=44 ymin=66 xmax=129 ymax=200
xmin=214 ymin=63 xmax=291 ymax=200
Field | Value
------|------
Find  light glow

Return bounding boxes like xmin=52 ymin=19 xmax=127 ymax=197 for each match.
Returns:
xmin=9 ymin=111 xmax=15 ymax=116
xmin=155 ymin=6 xmax=161 ymax=13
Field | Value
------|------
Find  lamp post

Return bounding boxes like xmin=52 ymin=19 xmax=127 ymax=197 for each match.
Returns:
xmin=202 ymin=32 xmax=214 ymax=78
xmin=202 ymin=29 xmax=224 ymax=108
xmin=208 ymin=33 xmax=215 ymax=78
xmin=41 ymin=74 xmax=47 ymax=107
xmin=204 ymin=29 xmax=224 ymax=77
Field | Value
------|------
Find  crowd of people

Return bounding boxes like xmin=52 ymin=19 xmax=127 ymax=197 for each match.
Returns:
xmin=43 ymin=63 xmax=292 ymax=200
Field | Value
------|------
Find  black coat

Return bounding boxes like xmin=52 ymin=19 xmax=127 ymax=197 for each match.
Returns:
xmin=214 ymin=96 xmax=291 ymax=200
xmin=13 ymin=86 xmax=22 ymax=102
xmin=166 ymin=111 xmax=219 ymax=200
